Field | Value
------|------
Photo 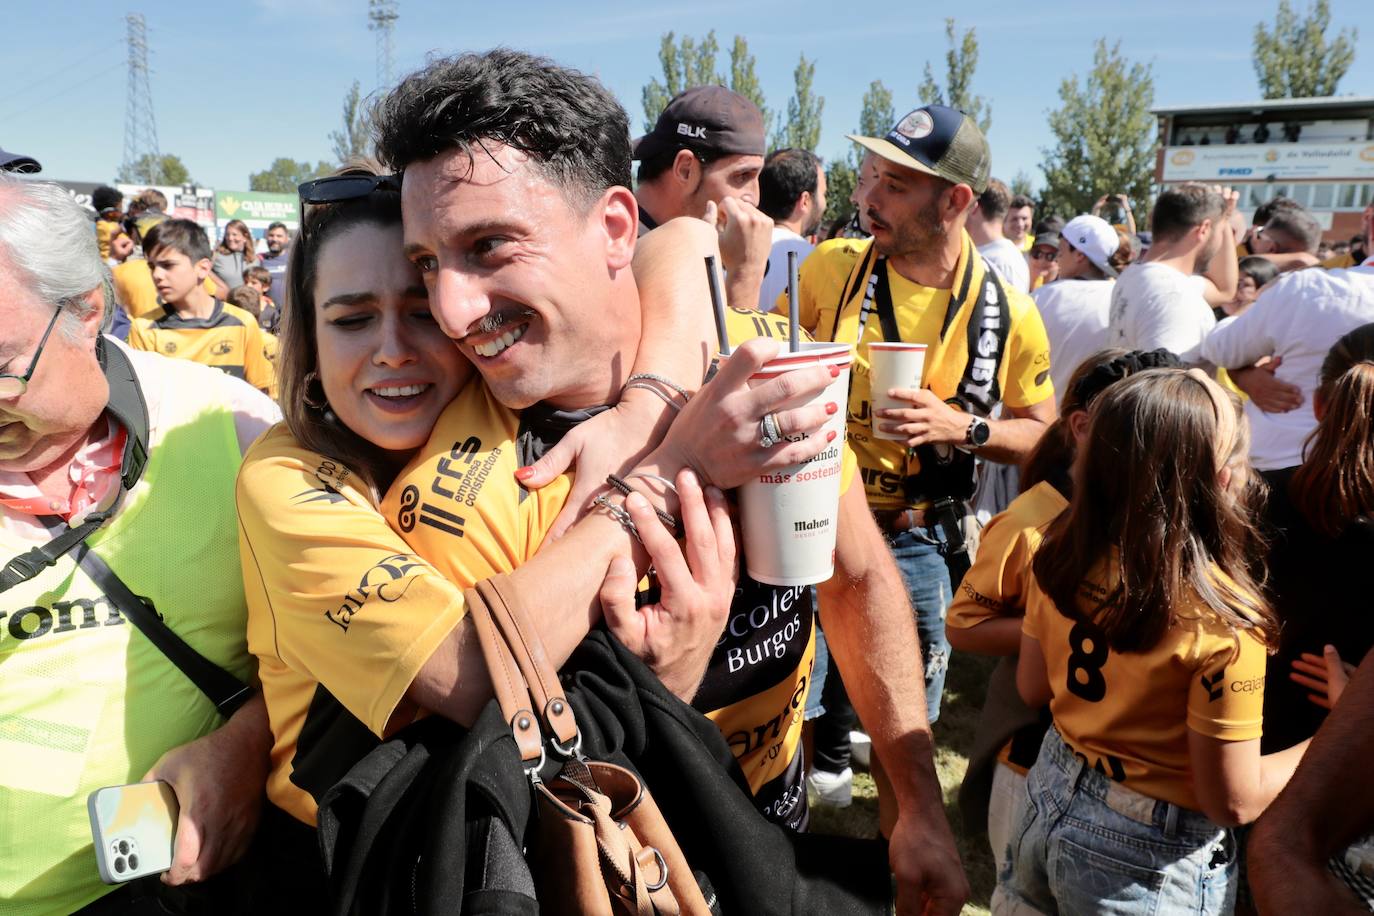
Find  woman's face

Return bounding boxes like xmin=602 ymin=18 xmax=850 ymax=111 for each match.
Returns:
xmin=1224 ymin=275 xmax=1259 ymax=317
xmin=226 ymin=225 xmax=250 ymax=252
xmin=313 ymin=221 xmax=471 ymax=454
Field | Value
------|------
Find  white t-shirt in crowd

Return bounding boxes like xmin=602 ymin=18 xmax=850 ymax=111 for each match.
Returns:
xmin=978 ymin=238 xmax=1030 ymax=294
xmin=1202 ymin=261 xmax=1374 ymax=470
xmin=1033 ymin=278 xmax=1114 ymax=408
xmin=1106 ymin=262 xmax=1215 ymax=368
xmin=760 ymin=227 xmax=815 ymax=313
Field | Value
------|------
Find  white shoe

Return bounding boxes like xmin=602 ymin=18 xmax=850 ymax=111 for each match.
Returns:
xmin=849 ymin=731 xmax=872 ymax=770
xmin=807 ymin=766 xmax=853 ymax=808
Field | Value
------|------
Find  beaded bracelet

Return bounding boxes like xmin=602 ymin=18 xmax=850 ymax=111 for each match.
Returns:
xmin=623 ymin=381 xmax=682 ymax=412
xmin=626 ymin=372 xmax=691 ymax=401
xmin=605 ymin=474 xmax=680 ymax=536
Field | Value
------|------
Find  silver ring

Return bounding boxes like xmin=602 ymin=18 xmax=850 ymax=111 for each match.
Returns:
xmin=759 ymin=412 xmax=782 ymax=448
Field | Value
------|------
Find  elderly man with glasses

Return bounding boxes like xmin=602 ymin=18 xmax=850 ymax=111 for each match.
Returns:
xmin=0 ymin=175 xmax=279 ymax=915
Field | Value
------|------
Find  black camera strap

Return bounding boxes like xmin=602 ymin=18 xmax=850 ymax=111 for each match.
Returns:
xmin=0 ymin=339 xmax=250 ymax=718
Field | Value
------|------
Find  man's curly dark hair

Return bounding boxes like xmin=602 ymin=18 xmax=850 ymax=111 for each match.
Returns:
xmin=372 ymin=48 xmax=632 ymax=209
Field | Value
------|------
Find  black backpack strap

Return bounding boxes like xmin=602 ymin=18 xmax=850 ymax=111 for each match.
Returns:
xmin=0 ymin=339 xmax=149 ymax=594
xmin=67 ymin=537 xmax=252 ymax=718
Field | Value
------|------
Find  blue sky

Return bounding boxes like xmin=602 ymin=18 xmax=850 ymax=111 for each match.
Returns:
xmin=4 ymin=0 xmax=1371 ymax=192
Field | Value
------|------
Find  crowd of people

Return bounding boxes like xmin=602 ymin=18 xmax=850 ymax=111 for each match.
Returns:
xmin=1 ymin=45 xmax=1373 ymax=916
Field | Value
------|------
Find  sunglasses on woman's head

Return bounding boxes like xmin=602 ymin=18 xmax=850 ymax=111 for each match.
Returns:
xmin=297 ymin=173 xmax=401 ymax=204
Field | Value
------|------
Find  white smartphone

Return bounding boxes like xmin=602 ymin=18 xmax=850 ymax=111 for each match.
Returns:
xmin=87 ymin=780 xmax=179 ymax=884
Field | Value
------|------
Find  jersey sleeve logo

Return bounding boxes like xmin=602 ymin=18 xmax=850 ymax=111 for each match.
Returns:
xmin=162 ymin=341 xmax=177 ymax=354
xmin=1200 ymin=669 xmax=1225 ymax=702
xmin=324 ymin=553 xmax=426 ymax=632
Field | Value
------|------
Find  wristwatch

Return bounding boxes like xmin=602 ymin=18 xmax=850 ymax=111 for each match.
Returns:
xmin=965 ymin=416 xmax=991 ymax=449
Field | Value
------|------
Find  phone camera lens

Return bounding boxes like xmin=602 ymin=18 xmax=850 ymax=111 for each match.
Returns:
xmin=114 ymin=857 xmax=126 ymax=873
xmin=118 ymin=840 xmax=130 ymax=855
xmin=128 ymin=854 xmax=139 ymax=870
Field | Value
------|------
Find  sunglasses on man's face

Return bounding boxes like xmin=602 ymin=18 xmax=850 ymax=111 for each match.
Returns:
xmin=1031 ymin=249 xmax=1059 ymax=262
xmin=297 ymin=173 xmax=402 ymax=205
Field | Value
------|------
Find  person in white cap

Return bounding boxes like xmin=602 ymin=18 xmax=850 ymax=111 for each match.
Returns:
xmin=1034 ymin=214 xmax=1133 ymax=408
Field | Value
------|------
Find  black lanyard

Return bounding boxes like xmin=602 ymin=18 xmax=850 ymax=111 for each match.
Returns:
xmin=0 ymin=338 xmax=149 ymax=592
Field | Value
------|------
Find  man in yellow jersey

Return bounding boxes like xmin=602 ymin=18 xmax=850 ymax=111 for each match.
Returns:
xmin=0 ymin=177 xmax=279 ymax=914
xmin=785 ymin=104 xmax=1055 ymax=725
xmin=127 ymin=219 xmax=275 ymax=394
xmin=1004 ymin=192 xmax=1035 ymax=253
xmin=372 ymin=49 xmax=966 ymax=913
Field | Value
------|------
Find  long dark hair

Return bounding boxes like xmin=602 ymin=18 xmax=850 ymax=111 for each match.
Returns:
xmin=278 ymin=160 xmax=405 ymax=494
xmin=1033 ymin=369 xmax=1275 ymax=653
xmin=1290 ymin=323 xmax=1374 ymax=537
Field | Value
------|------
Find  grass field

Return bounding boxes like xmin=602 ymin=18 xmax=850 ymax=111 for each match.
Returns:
xmin=809 ymin=650 xmax=1000 ymax=916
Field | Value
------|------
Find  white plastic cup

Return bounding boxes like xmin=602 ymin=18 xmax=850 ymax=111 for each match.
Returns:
xmin=738 ymin=342 xmax=853 ymax=587
xmin=868 ymin=343 xmax=928 ymax=441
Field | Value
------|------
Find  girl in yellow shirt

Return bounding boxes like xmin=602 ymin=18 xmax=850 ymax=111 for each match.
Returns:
xmin=1001 ymin=368 xmax=1309 ymax=915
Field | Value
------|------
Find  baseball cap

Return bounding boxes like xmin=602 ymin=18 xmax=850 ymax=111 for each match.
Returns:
xmin=1061 ymin=215 xmax=1119 ymax=277
xmin=632 ymin=86 xmax=766 ymax=161
xmin=1031 ymin=231 xmax=1061 ymax=251
xmin=0 ymin=147 xmax=41 ymax=173
xmin=847 ymin=105 xmax=990 ymax=194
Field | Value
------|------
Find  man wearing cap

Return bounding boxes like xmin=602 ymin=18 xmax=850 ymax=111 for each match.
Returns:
xmin=1033 ymin=214 xmax=1127 ymax=408
xmin=783 ymin=104 xmax=1055 ymax=725
xmin=1027 ymin=230 xmax=1060 ymax=292
xmin=0 ymin=146 xmax=42 ymax=173
xmin=633 ymin=85 xmax=773 ymax=309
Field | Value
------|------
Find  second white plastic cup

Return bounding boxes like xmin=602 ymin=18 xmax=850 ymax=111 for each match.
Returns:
xmin=868 ymin=343 xmax=928 ymax=441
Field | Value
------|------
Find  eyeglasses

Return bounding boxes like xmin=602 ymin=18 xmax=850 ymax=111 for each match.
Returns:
xmin=298 ymin=173 xmax=402 ymax=204
xmin=1031 ymin=250 xmax=1059 ymax=262
xmin=0 ymin=303 xmax=63 ymax=399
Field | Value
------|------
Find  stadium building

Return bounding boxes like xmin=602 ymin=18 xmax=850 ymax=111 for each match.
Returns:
xmin=1153 ymin=95 xmax=1374 ymax=242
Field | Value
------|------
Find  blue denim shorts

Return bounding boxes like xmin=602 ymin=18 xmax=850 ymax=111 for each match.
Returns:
xmin=998 ymin=728 xmax=1238 ymax=915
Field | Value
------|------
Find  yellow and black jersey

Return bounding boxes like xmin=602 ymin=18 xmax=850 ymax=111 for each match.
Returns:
xmin=380 ymin=307 xmax=856 ymax=830
xmin=128 ymin=301 xmax=275 ymax=394
xmin=111 ymin=259 xmax=219 ymax=320
xmin=236 ymin=423 xmax=526 ymax=826
xmin=948 ymin=481 xmax=1067 ymax=631
xmin=1022 ymin=560 xmax=1267 ymax=811
xmin=779 ymin=233 xmax=1053 ymax=510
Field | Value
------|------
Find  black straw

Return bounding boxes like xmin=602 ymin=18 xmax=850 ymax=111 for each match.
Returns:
xmin=787 ymin=250 xmax=800 ymax=353
xmin=704 ymin=255 xmax=731 ymax=357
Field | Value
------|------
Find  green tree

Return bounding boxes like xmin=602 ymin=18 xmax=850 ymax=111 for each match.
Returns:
xmin=772 ymin=54 xmax=824 ymax=152
xmin=1253 ymin=0 xmax=1357 ymax=98
xmin=1038 ymin=40 xmax=1156 ymax=220
xmin=857 ymin=79 xmax=894 ymax=139
xmin=641 ymin=30 xmax=721 ymax=131
xmin=117 ymin=153 xmax=192 ymax=186
xmin=1010 ymin=170 xmax=1036 ymax=199
xmin=727 ymin=36 xmax=770 ymax=131
xmin=329 ymin=80 xmax=373 ymax=164
xmin=824 ymin=79 xmax=894 ymax=224
xmin=249 ymin=157 xmax=332 ymax=194
xmin=917 ymin=19 xmax=991 ymax=133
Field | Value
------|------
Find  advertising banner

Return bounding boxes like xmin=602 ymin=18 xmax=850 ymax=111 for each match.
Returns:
xmin=1162 ymin=141 xmax=1374 ymax=182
